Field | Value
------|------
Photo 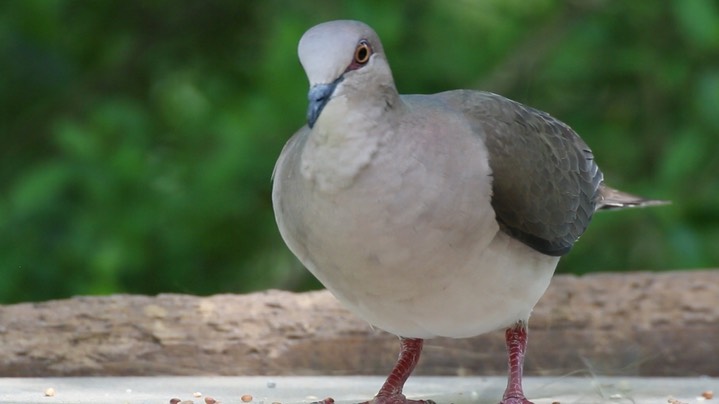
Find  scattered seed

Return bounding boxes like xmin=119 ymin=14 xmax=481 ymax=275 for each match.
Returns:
xmin=44 ymin=387 xmax=55 ymax=397
xmin=552 ymin=401 xmax=561 ymax=404
xmin=241 ymin=394 xmax=253 ymax=402
xmin=703 ymin=391 xmax=714 ymax=400
xmin=170 ymin=399 xmax=182 ymax=404
xmin=194 ymin=392 xmax=202 ymax=398
xmin=180 ymin=401 xmax=194 ymax=404
xmin=204 ymin=397 xmax=217 ymax=404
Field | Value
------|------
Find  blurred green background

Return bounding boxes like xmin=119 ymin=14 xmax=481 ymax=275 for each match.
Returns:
xmin=1 ymin=0 xmax=717 ymax=304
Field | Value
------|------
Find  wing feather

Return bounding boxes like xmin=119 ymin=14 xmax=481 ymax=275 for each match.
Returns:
xmin=436 ymin=90 xmax=603 ymax=256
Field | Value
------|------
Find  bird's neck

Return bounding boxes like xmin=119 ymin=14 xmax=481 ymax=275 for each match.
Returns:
xmin=299 ymin=89 xmax=402 ymax=194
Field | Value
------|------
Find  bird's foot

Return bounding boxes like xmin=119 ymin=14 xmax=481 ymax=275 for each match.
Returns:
xmin=499 ymin=395 xmax=533 ymax=404
xmin=360 ymin=394 xmax=436 ymax=404
xmin=311 ymin=398 xmax=335 ymax=404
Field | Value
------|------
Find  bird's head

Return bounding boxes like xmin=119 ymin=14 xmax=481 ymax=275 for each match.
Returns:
xmin=298 ymin=20 xmax=395 ymax=128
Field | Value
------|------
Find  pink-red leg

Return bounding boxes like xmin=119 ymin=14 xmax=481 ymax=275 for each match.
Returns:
xmin=359 ymin=337 xmax=435 ymax=404
xmin=312 ymin=338 xmax=432 ymax=404
xmin=500 ymin=322 xmax=533 ymax=404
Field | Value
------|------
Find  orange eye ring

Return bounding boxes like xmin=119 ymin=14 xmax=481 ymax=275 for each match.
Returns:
xmin=354 ymin=40 xmax=372 ymax=65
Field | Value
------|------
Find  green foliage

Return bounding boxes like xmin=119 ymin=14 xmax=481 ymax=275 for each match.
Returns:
xmin=1 ymin=1 xmax=717 ymax=303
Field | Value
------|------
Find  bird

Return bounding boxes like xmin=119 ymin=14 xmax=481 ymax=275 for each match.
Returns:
xmin=272 ymin=20 xmax=665 ymax=404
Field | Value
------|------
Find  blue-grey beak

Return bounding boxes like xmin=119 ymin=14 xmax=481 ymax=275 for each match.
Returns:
xmin=307 ymin=77 xmax=342 ymax=128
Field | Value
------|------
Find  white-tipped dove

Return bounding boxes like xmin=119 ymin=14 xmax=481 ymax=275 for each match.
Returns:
xmin=272 ymin=20 xmax=665 ymax=404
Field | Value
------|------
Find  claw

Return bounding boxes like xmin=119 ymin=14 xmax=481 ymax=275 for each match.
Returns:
xmin=360 ymin=398 xmax=434 ymax=404
xmin=310 ymin=398 xmax=335 ymax=404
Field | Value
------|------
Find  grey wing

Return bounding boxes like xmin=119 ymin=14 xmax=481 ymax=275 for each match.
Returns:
xmin=438 ymin=90 xmax=603 ymax=256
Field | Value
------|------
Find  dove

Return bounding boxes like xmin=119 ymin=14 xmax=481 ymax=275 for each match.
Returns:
xmin=272 ymin=20 xmax=664 ymax=404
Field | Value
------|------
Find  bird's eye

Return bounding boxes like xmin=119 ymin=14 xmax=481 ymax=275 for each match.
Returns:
xmin=354 ymin=41 xmax=372 ymax=65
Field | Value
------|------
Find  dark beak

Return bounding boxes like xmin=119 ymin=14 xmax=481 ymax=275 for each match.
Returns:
xmin=307 ymin=77 xmax=342 ymax=128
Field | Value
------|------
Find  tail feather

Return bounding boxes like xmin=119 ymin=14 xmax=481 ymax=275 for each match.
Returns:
xmin=596 ymin=184 xmax=670 ymax=211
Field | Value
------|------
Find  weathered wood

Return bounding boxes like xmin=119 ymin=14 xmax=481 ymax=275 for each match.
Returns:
xmin=0 ymin=271 xmax=717 ymax=377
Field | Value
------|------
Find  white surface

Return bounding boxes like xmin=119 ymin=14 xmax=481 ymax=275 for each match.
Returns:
xmin=0 ymin=376 xmax=716 ymax=404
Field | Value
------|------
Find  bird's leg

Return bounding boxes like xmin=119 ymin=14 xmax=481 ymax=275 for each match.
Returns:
xmin=359 ymin=337 xmax=434 ymax=404
xmin=500 ymin=321 xmax=533 ymax=404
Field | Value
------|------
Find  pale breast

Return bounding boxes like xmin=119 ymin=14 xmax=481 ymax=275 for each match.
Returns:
xmin=272 ymin=102 xmax=557 ymax=338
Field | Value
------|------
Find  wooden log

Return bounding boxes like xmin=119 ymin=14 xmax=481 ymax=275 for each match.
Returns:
xmin=0 ymin=271 xmax=717 ymax=377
